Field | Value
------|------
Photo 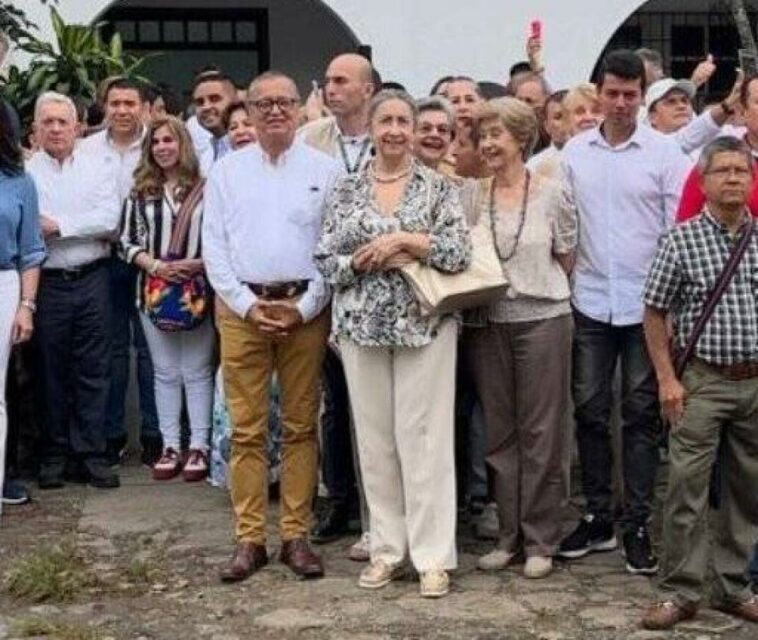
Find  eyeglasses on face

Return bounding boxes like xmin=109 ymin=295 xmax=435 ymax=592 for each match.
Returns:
xmin=248 ymin=97 xmax=299 ymax=114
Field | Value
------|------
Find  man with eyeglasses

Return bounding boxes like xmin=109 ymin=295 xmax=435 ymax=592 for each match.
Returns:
xmin=204 ymin=71 xmax=339 ymax=583
xmin=298 ymin=52 xmax=376 ymax=556
xmin=641 ymin=136 xmax=758 ymax=630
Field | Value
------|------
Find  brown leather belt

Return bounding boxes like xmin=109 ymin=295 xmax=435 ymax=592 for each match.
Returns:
xmin=693 ymin=357 xmax=758 ymax=381
xmin=246 ymin=280 xmax=309 ymax=300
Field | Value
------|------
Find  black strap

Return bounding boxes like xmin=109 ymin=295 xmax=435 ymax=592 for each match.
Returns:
xmin=676 ymin=216 xmax=755 ymax=378
xmin=337 ymin=135 xmax=371 ymax=174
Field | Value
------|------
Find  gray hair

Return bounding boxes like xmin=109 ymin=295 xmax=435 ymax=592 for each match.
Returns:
xmin=34 ymin=91 xmax=78 ymax=122
xmin=697 ymin=136 xmax=753 ymax=175
xmin=368 ymin=89 xmax=418 ymax=125
xmin=416 ymin=96 xmax=455 ymax=129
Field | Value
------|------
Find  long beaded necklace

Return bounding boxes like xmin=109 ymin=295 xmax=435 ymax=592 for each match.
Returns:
xmin=488 ymin=169 xmax=531 ymax=263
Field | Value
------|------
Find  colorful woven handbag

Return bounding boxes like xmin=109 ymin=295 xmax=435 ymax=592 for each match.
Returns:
xmin=144 ymin=179 xmax=210 ymax=332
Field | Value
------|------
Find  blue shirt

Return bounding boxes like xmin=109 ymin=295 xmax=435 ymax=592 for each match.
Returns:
xmin=561 ymin=124 xmax=691 ymax=326
xmin=0 ymin=171 xmax=46 ymax=272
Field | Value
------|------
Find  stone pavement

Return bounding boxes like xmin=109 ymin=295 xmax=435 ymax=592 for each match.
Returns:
xmin=0 ymin=464 xmax=756 ymax=640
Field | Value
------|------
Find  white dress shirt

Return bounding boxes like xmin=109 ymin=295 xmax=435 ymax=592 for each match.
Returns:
xmin=79 ymin=127 xmax=144 ymax=202
xmin=203 ymin=140 xmax=339 ymax=321
xmin=27 ymin=147 xmax=122 ymax=270
xmin=561 ymin=124 xmax=691 ymax=326
xmin=665 ymin=109 xmax=722 ymax=161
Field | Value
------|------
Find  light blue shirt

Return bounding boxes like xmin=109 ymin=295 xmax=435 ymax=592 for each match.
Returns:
xmin=203 ymin=140 xmax=339 ymax=321
xmin=562 ymin=124 xmax=691 ymax=326
xmin=0 ymin=171 xmax=46 ymax=272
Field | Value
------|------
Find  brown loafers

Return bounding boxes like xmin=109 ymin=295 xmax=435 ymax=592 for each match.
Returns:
xmin=716 ymin=595 xmax=758 ymax=623
xmin=280 ymin=538 xmax=324 ymax=579
xmin=641 ymin=601 xmax=696 ymax=630
xmin=220 ymin=541 xmax=268 ymax=583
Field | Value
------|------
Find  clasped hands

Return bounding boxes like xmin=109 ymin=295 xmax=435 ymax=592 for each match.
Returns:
xmin=153 ymin=259 xmax=203 ymax=282
xmin=351 ymin=232 xmax=418 ymax=273
xmin=247 ymin=299 xmax=303 ymax=337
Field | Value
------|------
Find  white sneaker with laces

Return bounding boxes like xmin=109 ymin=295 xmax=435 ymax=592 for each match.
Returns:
xmin=358 ymin=560 xmax=404 ymax=589
xmin=420 ymin=567 xmax=449 ymax=598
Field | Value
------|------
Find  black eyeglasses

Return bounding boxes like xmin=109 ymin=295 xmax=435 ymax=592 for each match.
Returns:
xmin=248 ymin=98 xmax=299 ymax=114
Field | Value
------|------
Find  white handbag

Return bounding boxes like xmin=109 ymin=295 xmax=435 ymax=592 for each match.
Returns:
xmin=400 ymin=179 xmax=508 ymax=316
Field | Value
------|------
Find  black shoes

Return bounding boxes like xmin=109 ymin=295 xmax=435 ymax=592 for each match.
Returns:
xmin=311 ymin=502 xmax=351 ymax=544
xmin=40 ymin=460 xmax=120 ymax=490
xmin=623 ymin=526 xmax=659 ymax=575
xmin=38 ymin=464 xmax=65 ymax=490
xmin=105 ymin=435 xmax=128 ymax=467
xmin=85 ymin=461 xmax=120 ymax=489
xmin=559 ymin=514 xmax=618 ymax=559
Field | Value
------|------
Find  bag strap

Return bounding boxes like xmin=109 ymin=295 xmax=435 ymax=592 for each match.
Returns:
xmin=675 ymin=216 xmax=755 ymax=378
xmin=166 ymin=178 xmax=205 ymax=258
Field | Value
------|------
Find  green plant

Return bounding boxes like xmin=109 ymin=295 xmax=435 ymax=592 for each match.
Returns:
xmin=13 ymin=618 xmax=100 ymax=640
xmin=1 ymin=6 xmax=154 ymax=127
xmin=3 ymin=539 xmax=96 ymax=603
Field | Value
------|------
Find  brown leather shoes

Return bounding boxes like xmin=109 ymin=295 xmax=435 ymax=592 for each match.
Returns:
xmin=280 ymin=538 xmax=324 ymax=579
xmin=716 ymin=595 xmax=758 ymax=623
xmin=641 ymin=601 xmax=696 ymax=630
xmin=220 ymin=541 xmax=268 ymax=583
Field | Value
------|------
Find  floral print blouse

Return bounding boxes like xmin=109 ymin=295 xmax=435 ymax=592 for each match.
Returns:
xmin=315 ymin=161 xmax=471 ymax=347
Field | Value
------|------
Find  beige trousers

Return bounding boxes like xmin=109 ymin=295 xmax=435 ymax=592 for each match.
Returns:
xmin=340 ymin=318 xmax=458 ymax=572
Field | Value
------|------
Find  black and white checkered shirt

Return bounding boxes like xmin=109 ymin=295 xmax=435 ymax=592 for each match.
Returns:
xmin=643 ymin=210 xmax=758 ymax=365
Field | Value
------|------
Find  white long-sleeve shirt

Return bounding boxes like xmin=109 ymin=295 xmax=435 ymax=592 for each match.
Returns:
xmin=202 ymin=140 xmax=339 ymax=321
xmin=561 ymin=124 xmax=692 ymax=326
xmin=27 ymin=147 xmax=122 ymax=270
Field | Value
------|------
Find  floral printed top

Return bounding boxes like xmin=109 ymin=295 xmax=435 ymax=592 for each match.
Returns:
xmin=314 ymin=161 xmax=471 ymax=347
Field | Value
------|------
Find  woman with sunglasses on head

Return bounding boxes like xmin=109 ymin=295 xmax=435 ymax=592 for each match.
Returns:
xmin=468 ymin=97 xmax=576 ymax=579
xmin=0 ymin=100 xmax=45 ymax=513
xmin=120 ymin=115 xmax=213 ymax=482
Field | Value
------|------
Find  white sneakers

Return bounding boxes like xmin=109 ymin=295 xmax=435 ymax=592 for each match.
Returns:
xmin=524 ymin=556 xmax=553 ymax=579
xmin=358 ymin=560 xmax=450 ymax=598
xmin=478 ymin=549 xmax=553 ymax=578
xmin=419 ymin=568 xmax=449 ymax=598
xmin=477 ymin=548 xmax=516 ymax=571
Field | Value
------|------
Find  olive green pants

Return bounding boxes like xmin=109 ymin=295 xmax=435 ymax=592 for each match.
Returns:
xmin=658 ymin=360 xmax=758 ymax=609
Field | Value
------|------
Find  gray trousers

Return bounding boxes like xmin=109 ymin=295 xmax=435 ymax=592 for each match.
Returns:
xmin=658 ymin=360 xmax=758 ymax=609
xmin=468 ymin=314 xmax=571 ymax=556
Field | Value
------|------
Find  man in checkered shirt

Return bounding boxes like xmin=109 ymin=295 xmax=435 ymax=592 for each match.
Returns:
xmin=641 ymin=136 xmax=758 ymax=631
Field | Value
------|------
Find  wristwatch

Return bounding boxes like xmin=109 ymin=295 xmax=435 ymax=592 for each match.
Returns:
xmin=20 ymin=298 xmax=37 ymax=313
xmin=149 ymin=259 xmax=162 ymax=275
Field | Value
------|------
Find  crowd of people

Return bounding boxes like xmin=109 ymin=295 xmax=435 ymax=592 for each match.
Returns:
xmin=0 ymin=32 xmax=757 ymax=631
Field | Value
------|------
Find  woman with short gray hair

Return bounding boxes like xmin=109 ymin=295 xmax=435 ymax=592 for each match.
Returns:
xmin=468 ymin=97 xmax=576 ymax=579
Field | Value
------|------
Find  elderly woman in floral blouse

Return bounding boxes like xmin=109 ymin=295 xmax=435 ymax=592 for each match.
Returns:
xmin=315 ymin=89 xmax=471 ymax=599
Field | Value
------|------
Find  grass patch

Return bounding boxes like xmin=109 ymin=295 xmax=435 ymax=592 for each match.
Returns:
xmin=3 ymin=540 xmax=95 ymax=603
xmin=13 ymin=617 xmax=99 ymax=640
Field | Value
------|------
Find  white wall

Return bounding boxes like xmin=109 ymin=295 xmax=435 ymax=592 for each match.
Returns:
xmin=14 ymin=0 xmax=740 ymax=95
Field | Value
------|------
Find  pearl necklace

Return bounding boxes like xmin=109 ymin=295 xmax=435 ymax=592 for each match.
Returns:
xmin=369 ymin=161 xmax=412 ymax=184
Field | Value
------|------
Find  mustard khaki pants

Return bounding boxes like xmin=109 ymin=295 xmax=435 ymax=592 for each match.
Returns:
xmin=218 ymin=305 xmax=329 ymax=544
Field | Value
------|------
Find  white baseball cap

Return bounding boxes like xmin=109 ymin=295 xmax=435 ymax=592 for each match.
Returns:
xmin=645 ymin=78 xmax=696 ymax=109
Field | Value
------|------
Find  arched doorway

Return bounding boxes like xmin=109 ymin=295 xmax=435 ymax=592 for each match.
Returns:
xmin=96 ymin=0 xmax=361 ymax=97
xmin=592 ymin=0 xmax=757 ymax=97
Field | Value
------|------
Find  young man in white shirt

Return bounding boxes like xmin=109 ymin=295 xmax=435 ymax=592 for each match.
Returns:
xmin=27 ymin=92 xmax=122 ymax=490
xmin=80 ymin=77 xmax=161 ymax=468
xmin=191 ymin=69 xmax=236 ymax=174
xmin=559 ymin=50 xmax=691 ymax=575
xmin=204 ymin=71 xmax=338 ymax=582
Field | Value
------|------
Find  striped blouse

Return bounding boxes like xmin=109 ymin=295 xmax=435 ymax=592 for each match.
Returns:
xmin=119 ymin=186 xmax=204 ymax=311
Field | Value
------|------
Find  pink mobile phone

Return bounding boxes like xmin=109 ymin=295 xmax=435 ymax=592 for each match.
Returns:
xmin=530 ymin=20 xmax=542 ymax=40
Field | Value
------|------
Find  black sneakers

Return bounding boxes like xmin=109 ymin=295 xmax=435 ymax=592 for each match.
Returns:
xmin=623 ymin=526 xmax=659 ymax=575
xmin=559 ymin=514 xmax=618 ymax=559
